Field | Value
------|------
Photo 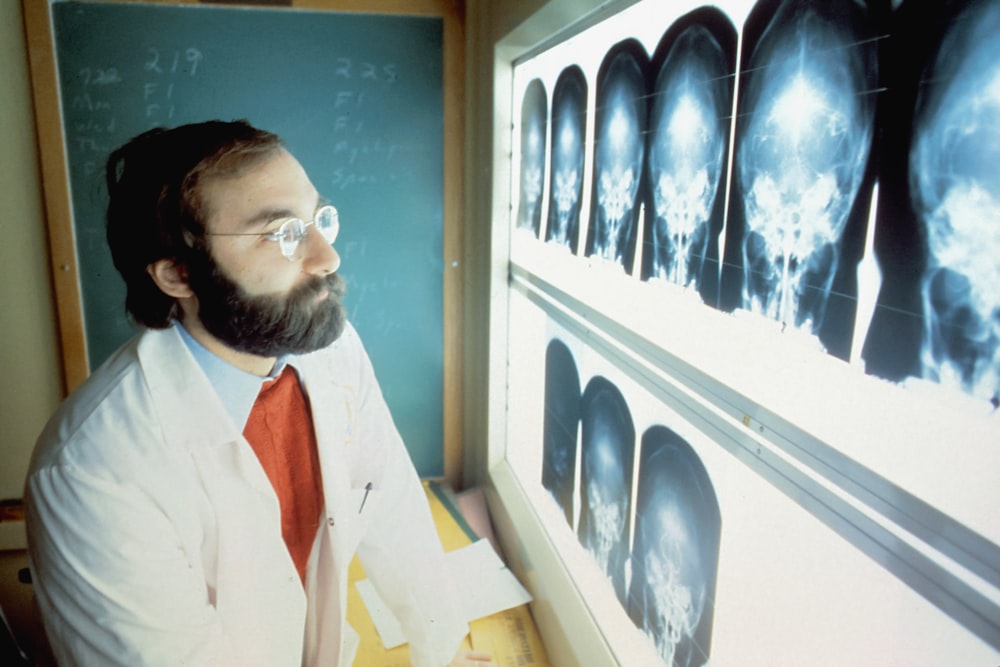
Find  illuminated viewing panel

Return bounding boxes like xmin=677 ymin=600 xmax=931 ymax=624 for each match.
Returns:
xmin=495 ymin=0 xmax=1000 ymax=664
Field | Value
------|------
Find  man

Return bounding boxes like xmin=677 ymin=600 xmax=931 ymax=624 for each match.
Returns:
xmin=25 ymin=120 xmax=491 ymax=666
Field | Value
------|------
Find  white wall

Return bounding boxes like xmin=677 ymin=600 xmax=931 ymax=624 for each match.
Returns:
xmin=0 ymin=2 xmax=62 ymax=513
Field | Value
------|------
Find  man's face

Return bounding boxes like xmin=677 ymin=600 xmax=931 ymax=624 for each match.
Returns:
xmin=187 ymin=148 xmax=346 ymax=357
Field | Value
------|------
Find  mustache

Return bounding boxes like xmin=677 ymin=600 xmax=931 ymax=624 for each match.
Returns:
xmin=296 ymin=272 xmax=347 ymax=302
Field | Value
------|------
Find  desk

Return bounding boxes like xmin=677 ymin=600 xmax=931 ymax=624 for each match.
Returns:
xmin=347 ymin=483 xmax=551 ymax=666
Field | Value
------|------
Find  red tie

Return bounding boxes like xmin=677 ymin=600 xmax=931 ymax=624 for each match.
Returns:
xmin=243 ymin=366 xmax=325 ymax=585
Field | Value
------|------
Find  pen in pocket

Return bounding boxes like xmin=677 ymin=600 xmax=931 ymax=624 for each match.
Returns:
xmin=358 ymin=482 xmax=373 ymax=514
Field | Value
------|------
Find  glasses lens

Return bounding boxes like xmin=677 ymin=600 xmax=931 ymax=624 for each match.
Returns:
xmin=315 ymin=206 xmax=339 ymax=244
xmin=277 ymin=218 xmax=307 ymax=258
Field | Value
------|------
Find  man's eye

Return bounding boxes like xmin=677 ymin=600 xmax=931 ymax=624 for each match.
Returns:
xmin=264 ymin=219 xmax=292 ymax=238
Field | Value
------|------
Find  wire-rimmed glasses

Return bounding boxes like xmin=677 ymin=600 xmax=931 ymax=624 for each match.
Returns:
xmin=206 ymin=204 xmax=339 ymax=261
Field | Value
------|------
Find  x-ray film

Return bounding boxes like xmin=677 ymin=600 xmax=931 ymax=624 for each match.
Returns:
xmin=510 ymin=0 xmax=999 ymax=411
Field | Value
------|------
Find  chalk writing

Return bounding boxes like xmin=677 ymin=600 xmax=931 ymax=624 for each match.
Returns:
xmin=78 ymin=67 xmax=121 ymax=86
xmin=333 ymin=90 xmax=365 ymax=108
xmin=66 ymin=45 xmax=205 ymax=177
xmin=69 ymin=63 xmax=120 ymax=172
xmin=144 ymin=47 xmax=203 ymax=76
xmin=333 ymin=57 xmax=398 ymax=84
xmin=142 ymin=47 xmax=204 ymax=121
xmin=70 ymin=94 xmax=112 ymax=113
xmin=323 ymin=77 xmax=403 ymax=191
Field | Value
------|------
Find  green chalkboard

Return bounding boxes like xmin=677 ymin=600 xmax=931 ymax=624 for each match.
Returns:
xmin=49 ymin=0 xmax=446 ymax=476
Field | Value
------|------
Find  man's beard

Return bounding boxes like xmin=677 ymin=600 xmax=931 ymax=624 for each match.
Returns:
xmin=187 ymin=251 xmax=347 ymax=357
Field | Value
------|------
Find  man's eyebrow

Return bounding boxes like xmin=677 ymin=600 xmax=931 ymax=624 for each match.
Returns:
xmin=240 ymin=197 xmax=327 ymax=231
xmin=241 ymin=207 xmax=296 ymax=230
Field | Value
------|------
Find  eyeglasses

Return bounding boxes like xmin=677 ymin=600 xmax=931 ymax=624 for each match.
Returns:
xmin=205 ymin=205 xmax=340 ymax=261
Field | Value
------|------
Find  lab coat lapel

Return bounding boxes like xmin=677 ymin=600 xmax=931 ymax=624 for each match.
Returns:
xmin=137 ymin=326 xmax=276 ymax=500
xmin=137 ymin=328 xmax=308 ymax=659
xmin=297 ymin=361 xmax=361 ymax=667
xmin=297 ymin=363 xmax=355 ymax=566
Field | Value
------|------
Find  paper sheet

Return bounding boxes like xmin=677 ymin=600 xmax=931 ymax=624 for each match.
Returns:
xmin=357 ymin=538 xmax=533 ymax=649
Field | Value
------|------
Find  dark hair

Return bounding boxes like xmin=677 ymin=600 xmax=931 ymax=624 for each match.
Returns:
xmin=105 ymin=119 xmax=284 ymax=328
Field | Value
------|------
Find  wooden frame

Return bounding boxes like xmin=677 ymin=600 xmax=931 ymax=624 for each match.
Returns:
xmin=22 ymin=0 xmax=466 ymax=484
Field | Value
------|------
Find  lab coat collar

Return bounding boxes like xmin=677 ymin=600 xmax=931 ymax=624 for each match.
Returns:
xmin=137 ymin=326 xmax=240 ymax=449
xmin=174 ymin=322 xmax=274 ymax=432
xmin=136 ymin=324 xmax=357 ymax=489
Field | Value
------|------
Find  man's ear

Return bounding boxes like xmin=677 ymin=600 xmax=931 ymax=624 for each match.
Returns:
xmin=147 ymin=259 xmax=194 ymax=299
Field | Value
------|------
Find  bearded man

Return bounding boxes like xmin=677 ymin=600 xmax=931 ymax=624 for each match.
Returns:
xmin=25 ymin=120 xmax=491 ymax=667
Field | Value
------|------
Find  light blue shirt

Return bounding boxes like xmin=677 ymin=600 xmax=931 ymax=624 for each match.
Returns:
xmin=175 ymin=322 xmax=290 ymax=432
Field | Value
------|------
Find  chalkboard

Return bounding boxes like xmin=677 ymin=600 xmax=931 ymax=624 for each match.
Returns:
xmin=25 ymin=0 xmax=465 ymax=479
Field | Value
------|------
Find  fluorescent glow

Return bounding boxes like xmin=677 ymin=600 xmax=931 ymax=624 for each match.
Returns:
xmin=517 ymin=80 xmax=548 ymax=234
xmin=911 ymin=1 xmax=1000 ymax=402
xmin=738 ymin=7 xmax=874 ymax=334
xmin=593 ymin=50 xmax=645 ymax=267
xmin=648 ymin=25 xmax=729 ymax=289
xmin=550 ymin=75 xmax=586 ymax=247
xmin=597 ymin=106 xmax=639 ymax=252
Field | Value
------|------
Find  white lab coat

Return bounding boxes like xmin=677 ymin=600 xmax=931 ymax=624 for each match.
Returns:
xmin=25 ymin=323 xmax=468 ymax=666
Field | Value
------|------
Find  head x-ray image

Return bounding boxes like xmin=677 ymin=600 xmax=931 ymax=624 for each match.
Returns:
xmin=720 ymin=0 xmax=878 ymax=359
xmin=586 ymin=40 xmax=648 ymax=272
xmin=863 ymin=0 xmax=1000 ymax=408
xmin=628 ymin=426 xmax=720 ymax=667
xmin=578 ymin=375 xmax=635 ymax=605
xmin=517 ymin=79 xmax=548 ymax=237
xmin=908 ymin=0 xmax=1000 ymax=406
xmin=546 ymin=66 xmax=588 ymax=252
xmin=542 ymin=338 xmax=582 ymax=525
xmin=643 ymin=10 xmax=736 ymax=306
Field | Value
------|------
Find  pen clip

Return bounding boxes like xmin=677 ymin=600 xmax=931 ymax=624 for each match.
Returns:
xmin=358 ymin=482 xmax=373 ymax=514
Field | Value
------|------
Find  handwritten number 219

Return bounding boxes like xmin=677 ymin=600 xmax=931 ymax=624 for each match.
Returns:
xmin=144 ymin=48 xmax=204 ymax=77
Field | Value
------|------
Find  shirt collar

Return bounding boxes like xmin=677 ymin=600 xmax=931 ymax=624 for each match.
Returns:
xmin=175 ymin=322 xmax=293 ymax=432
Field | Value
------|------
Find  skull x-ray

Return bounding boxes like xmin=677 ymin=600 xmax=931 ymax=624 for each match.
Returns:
xmin=542 ymin=338 xmax=581 ymax=525
xmin=628 ymin=426 xmax=720 ymax=667
xmin=517 ymin=79 xmax=548 ymax=237
xmin=643 ymin=9 xmax=736 ymax=306
xmin=720 ymin=0 xmax=877 ymax=359
xmin=909 ymin=0 xmax=1000 ymax=406
xmin=509 ymin=1 xmax=1000 ymax=664
xmin=586 ymin=40 xmax=648 ymax=272
xmin=863 ymin=0 xmax=1000 ymax=408
xmin=546 ymin=66 xmax=588 ymax=252
xmin=578 ymin=375 xmax=634 ymax=605
xmin=543 ymin=336 xmax=722 ymax=663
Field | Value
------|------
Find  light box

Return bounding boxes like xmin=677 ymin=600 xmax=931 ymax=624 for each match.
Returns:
xmin=485 ymin=1 xmax=1000 ymax=664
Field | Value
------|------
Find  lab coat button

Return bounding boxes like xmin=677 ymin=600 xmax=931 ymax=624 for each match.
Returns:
xmin=327 ymin=517 xmax=335 ymax=527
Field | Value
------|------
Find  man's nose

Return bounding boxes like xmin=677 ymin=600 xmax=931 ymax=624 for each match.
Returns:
xmin=301 ymin=225 xmax=340 ymax=275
